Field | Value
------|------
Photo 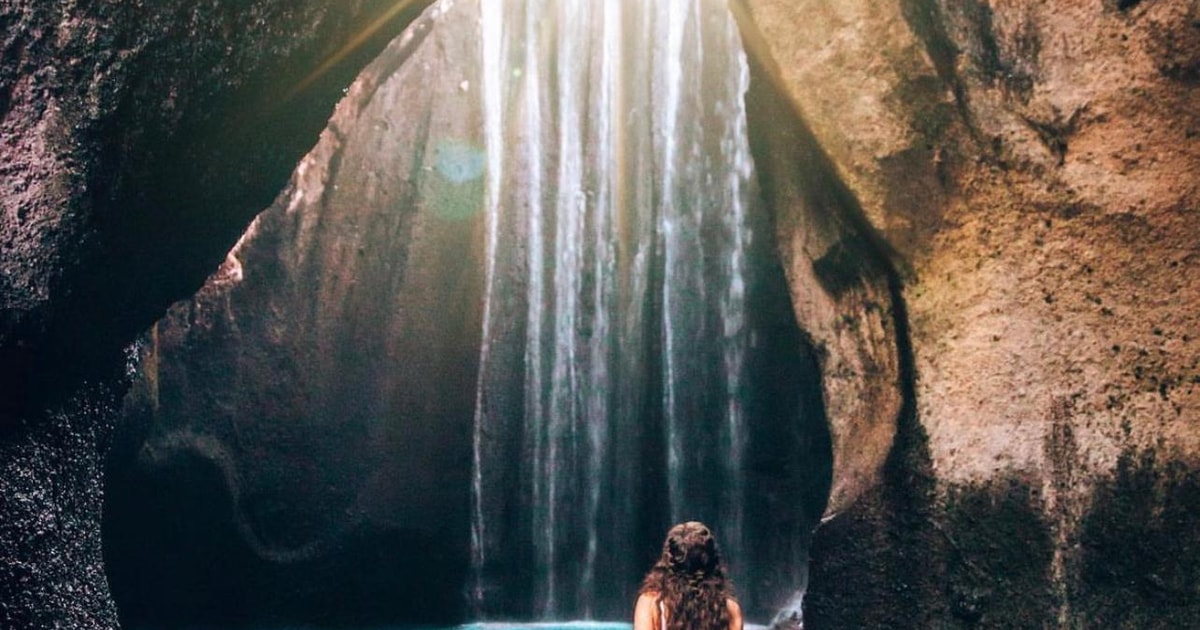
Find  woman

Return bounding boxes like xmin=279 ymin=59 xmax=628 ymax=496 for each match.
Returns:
xmin=634 ymin=522 xmax=744 ymax=630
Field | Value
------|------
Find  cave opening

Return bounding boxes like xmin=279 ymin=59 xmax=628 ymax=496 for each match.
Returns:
xmin=100 ymin=0 xmax=845 ymax=628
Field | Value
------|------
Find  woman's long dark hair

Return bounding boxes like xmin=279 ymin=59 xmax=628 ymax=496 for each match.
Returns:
xmin=640 ymin=522 xmax=734 ymax=630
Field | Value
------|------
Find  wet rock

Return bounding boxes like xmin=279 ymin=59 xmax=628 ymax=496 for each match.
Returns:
xmin=1077 ymin=450 xmax=1200 ymax=625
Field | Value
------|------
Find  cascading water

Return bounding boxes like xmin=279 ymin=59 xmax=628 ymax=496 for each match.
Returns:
xmin=469 ymin=0 xmax=821 ymax=622
xmin=98 ymin=0 xmax=828 ymax=625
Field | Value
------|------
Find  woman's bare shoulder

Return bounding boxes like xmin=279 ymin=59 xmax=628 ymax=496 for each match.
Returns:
xmin=635 ymin=592 xmax=660 ymax=616
xmin=633 ymin=592 xmax=660 ymax=630
xmin=637 ymin=591 xmax=660 ymax=605
xmin=725 ymin=597 xmax=744 ymax=629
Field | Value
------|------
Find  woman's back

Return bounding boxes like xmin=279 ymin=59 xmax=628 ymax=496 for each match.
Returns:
xmin=634 ymin=591 xmax=743 ymax=630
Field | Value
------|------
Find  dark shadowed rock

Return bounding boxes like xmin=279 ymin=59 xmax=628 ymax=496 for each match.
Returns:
xmin=740 ymin=9 xmax=905 ymax=523
xmin=106 ymin=2 xmax=482 ymax=626
xmin=1 ymin=0 xmax=431 ymax=626
xmin=1078 ymin=449 xmax=1200 ymax=626
xmin=1 ymin=0 xmax=432 ymax=419
xmin=0 ymin=385 xmax=122 ymax=630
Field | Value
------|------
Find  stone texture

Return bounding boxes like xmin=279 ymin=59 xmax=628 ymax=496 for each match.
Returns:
xmin=741 ymin=43 xmax=905 ymax=517
xmin=0 ymin=385 xmax=122 ymax=630
xmin=105 ymin=2 xmax=480 ymax=626
xmin=1 ymin=0 xmax=431 ymax=417
xmin=739 ymin=0 xmax=1200 ymax=626
xmin=0 ymin=0 xmax=430 ymax=626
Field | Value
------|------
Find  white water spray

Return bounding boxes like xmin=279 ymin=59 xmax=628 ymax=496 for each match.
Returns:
xmin=471 ymin=0 xmax=759 ymax=619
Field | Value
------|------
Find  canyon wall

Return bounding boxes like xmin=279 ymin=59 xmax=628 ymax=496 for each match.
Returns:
xmin=739 ymin=0 xmax=1200 ymax=626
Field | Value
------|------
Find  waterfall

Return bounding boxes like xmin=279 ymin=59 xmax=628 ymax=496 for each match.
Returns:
xmin=470 ymin=0 xmax=783 ymax=620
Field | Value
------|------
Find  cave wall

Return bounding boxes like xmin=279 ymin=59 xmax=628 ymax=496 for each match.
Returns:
xmin=0 ymin=385 xmax=124 ymax=629
xmin=102 ymin=0 xmax=835 ymax=624
xmin=1 ymin=1 xmax=430 ymax=627
xmin=1 ymin=0 xmax=432 ymax=416
xmin=739 ymin=0 xmax=1200 ymax=626
xmin=4 ymin=0 xmax=1198 ymax=626
xmin=105 ymin=3 xmax=481 ymax=625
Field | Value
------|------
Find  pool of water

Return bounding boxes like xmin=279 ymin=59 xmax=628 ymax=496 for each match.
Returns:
xmin=152 ymin=622 xmax=772 ymax=630
xmin=459 ymin=624 xmax=633 ymax=630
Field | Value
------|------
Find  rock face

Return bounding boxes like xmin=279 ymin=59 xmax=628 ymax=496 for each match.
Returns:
xmin=0 ymin=387 xmax=122 ymax=630
xmin=742 ymin=44 xmax=906 ymax=520
xmin=106 ymin=3 xmax=480 ymax=626
xmin=1 ymin=0 xmax=430 ymax=417
xmin=738 ymin=0 xmax=1200 ymax=626
xmin=1 ymin=0 xmax=429 ymax=627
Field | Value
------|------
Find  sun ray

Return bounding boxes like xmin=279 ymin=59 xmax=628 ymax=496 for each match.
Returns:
xmin=285 ymin=0 xmax=428 ymax=102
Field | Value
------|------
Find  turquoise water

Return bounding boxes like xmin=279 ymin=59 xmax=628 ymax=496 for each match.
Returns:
xmin=168 ymin=622 xmax=772 ymax=630
xmin=168 ymin=619 xmax=633 ymax=624
xmin=458 ymin=619 xmax=633 ymax=624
